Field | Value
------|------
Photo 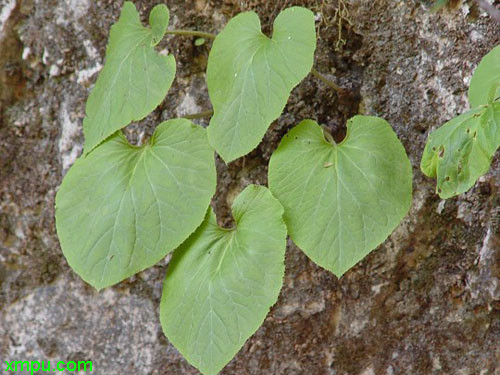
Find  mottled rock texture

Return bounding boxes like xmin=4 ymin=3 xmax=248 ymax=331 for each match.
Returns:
xmin=0 ymin=0 xmax=499 ymax=374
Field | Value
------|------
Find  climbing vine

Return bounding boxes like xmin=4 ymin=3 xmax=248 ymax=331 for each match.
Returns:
xmin=54 ymin=2 xmax=498 ymax=374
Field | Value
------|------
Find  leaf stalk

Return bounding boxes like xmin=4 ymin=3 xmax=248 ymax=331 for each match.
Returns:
xmin=311 ymin=68 xmax=343 ymax=93
xmin=183 ymin=109 xmax=214 ymax=119
xmin=165 ymin=29 xmax=216 ymax=39
xmin=321 ymin=125 xmax=337 ymax=146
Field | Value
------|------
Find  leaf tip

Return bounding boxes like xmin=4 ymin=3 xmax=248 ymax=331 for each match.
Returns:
xmin=149 ymin=3 xmax=170 ymax=46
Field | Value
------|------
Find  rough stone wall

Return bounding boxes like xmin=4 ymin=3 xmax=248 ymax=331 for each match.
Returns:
xmin=0 ymin=0 xmax=499 ymax=374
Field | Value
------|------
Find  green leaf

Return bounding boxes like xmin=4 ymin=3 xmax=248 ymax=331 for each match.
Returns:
xmin=160 ymin=185 xmax=287 ymax=375
xmin=469 ymin=45 xmax=500 ymax=108
xmin=268 ymin=117 xmax=412 ymax=277
xmin=194 ymin=37 xmax=206 ymax=46
xmin=420 ymin=103 xmax=500 ymax=198
xmin=55 ymin=119 xmax=216 ymax=290
xmin=206 ymin=7 xmax=316 ymax=162
xmin=83 ymin=2 xmax=176 ymax=154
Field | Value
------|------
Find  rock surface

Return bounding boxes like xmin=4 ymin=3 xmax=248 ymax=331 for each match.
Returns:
xmin=0 ymin=0 xmax=499 ymax=374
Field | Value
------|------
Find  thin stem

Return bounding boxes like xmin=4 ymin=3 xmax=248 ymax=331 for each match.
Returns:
xmin=165 ymin=29 xmax=216 ymax=39
xmin=474 ymin=0 xmax=500 ymax=23
xmin=182 ymin=109 xmax=214 ymax=119
xmin=311 ymin=68 xmax=343 ymax=93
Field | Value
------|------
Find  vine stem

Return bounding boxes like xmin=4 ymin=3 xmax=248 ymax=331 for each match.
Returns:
xmin=183 ymin=109 xmax=214 ymax=119
xmin=165 ymin=29 xmax=216 ymax=39
xmin=166 ymin=29 xmax=344 ymax=93
xmin=310 ymin=68 xmax=343 ymax=93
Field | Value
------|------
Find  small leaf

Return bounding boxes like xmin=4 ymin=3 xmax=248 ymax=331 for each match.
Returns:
xmin=160 ymin=185 xmax=287 ymax=375
xmin=194 ymin=37 xmax=206 ymax=46
xmin=268 ymin=117 xmax=412 ymax=277
xmin=83 ymin=2 xmax=176 ymax=154
xmin=206 ymin=7 xmax=316 ymax=162
xmin=421 ymin=103 xmax=500 ymax=198
xmin=56 ymin=119 xmax=216 ymax=290
xmin=469 ymin=45 xmax=500 ymax=108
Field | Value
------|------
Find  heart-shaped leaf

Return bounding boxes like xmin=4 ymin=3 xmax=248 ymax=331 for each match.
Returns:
xmin=160 ymin=185 xmax=287 ymax=375
xmin=56 ymin=119 xmax=216 ymax=290
xmin=268 ymin=117 xmax=412 ymax=277
xmin=206 ymin=7 xmax=316 ymax=162
xmin=469 ymin=45 xmax=500 ymax=108
xmin=421 ymin=103 xmax=500 ymax=198
xmin=83 ymin=2 xmax=176 ymax=154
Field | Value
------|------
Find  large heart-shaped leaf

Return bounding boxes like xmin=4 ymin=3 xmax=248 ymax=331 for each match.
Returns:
xmin=160 ymin=185 xmax=287 ymax=375
xmin=55 ymin=119 xmax=216 ymax=290
xmin=83 ymin=2 xmax=176 ymax=154
xmin=469 ymin=45 xmax=500 ymax=108
xmin=206 ymin=7 xmax=316 ymax=162
xmin=268 ymin=117 xmax=412 ymax=277
xmin=421 ymin=103 xmax=500 ymax=198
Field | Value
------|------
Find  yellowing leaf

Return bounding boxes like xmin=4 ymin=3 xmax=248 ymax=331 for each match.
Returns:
xmin=421 ymin=103 xmax=500 ymax=198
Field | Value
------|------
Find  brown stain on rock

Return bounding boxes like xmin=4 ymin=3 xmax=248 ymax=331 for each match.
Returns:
xmin=0 ymin=1 xmax=26 ymax=118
